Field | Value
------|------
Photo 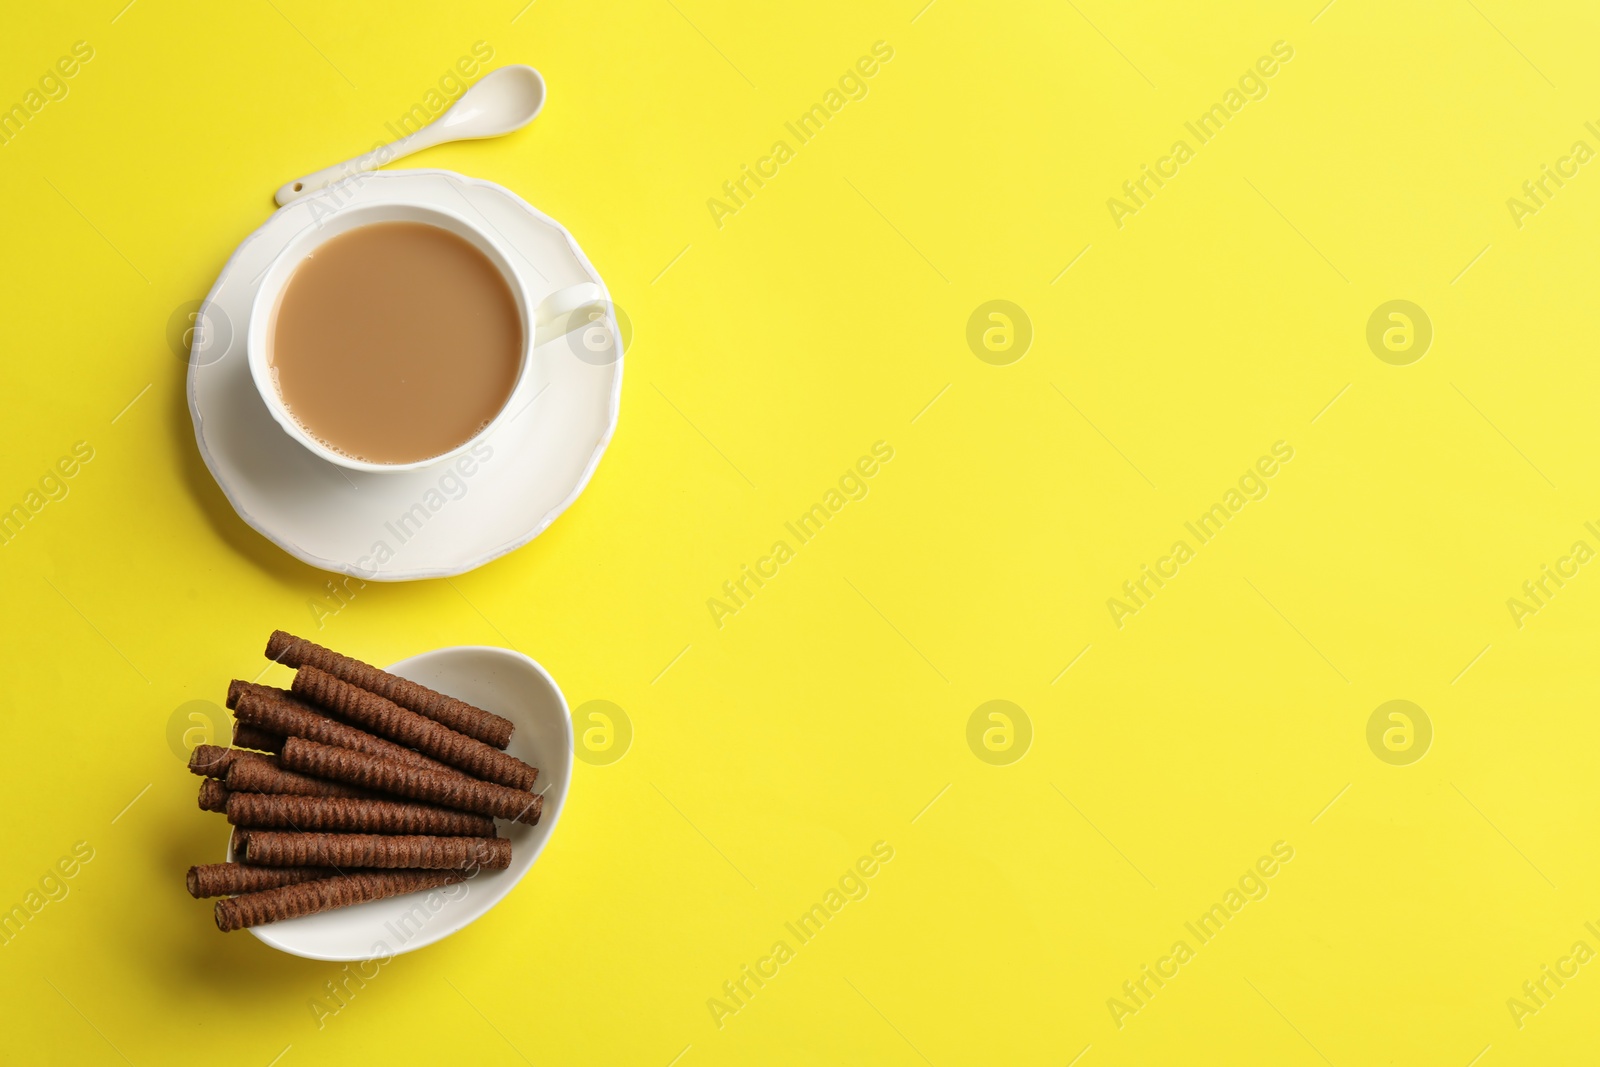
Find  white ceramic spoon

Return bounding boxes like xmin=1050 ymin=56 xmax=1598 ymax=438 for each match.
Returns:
xmin=274 ymin=65 xmax=546 ymax=206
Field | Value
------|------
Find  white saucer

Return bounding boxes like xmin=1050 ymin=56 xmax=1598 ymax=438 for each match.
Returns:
xmin=227 ymin=645 xmax=573 ymax=961
xmin=186 ymin=170 xmax=623 ymax=581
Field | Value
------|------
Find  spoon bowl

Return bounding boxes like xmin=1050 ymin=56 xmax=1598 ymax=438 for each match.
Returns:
xmin=437 ymin=65 xmax=545 ymax=138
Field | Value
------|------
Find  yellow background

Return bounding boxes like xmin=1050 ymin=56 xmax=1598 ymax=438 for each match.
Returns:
xmin=2 ymin=0 xmax=1598 ymax=1062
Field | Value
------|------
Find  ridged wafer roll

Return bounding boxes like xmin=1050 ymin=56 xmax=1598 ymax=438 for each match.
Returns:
xmin=215 ymin=869 xmax=466 ymax=931
xmin=188 ymin=744 xmax=273 ymax=779
xmin=281 ymin=738 xmax=542 ymax=825
xmin=198 ymin=778 xmax=230 ymax=813
xmin=266 ymin=630 xmax=514 ymax=748
xmin=225 ymin=754 xmax=375 ymax=799
xmin=186 ymin=862 xmax=340 ymax=898
xmin=236 ymin=830 xmax=511 ymax=871
xmin=292 ymin=666 xmax=538 ymax=790
xmin=232 ymin=723 xmax=284 ymax=753
xmin=228 ymin=681 xmax=472 ymax=782
xmin=226 ymin=791 xmax=497 ymax=837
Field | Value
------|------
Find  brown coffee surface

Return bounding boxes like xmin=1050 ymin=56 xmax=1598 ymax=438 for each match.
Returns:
xmin=270 ymin=221 xmax=522 ymax=464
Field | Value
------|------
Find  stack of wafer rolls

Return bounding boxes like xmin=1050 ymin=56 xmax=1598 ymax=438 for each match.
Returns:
xmin=185 ymin=632 xmax=540 ymax=933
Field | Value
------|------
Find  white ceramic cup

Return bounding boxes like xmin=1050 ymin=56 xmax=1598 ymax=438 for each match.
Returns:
xmin=247 ymin=201 xmax=598 ymax=473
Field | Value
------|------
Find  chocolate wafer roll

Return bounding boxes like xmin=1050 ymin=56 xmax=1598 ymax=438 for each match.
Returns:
xmin=225 ymin=754 xmax=375 ymax=800
xmin=215 ymin=869 xmax=466 ymax=931
xmin=281 ymin=738 xmax=542 ymax=825
xmin=236 ymin=830 xmax=511 ymax=871
xmin=292 ymin=666 xmax=538 ymax=791
xmin=186 ymin=862 xmax=339 ymax=898
xmin=229 ymin=681 xmax=472 ymax=782
xmin=232 ymin=723 xmax=284 ymax=753
xmin=266 ymin=630 xmax=514 ymax=748
xmin=188 ymin=744 xmax=274 ymax=779
xmin=226 ymin=792 xmax=497 ymax=837
xmin=198 ymin=778 xmax=230 ymax=813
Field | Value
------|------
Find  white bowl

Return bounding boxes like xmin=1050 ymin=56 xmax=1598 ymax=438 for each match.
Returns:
xmin=225 ymin=645 xmax=572 ymax=960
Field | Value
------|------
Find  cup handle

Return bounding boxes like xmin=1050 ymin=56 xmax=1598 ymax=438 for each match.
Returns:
xmin=533 ymin=282 xmax=604 ymax=345
xmin=505 ymin=283 xmax=611 ymax=416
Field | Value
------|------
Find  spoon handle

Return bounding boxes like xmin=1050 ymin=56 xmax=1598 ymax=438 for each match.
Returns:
xmin=273 ymin=128 xmax=446 ymax=207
